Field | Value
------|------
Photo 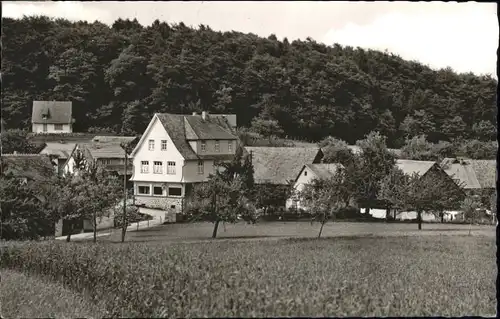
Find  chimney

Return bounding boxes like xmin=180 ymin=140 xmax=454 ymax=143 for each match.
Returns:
xmin=13 ymin=151 xmax=17 ymax=155
xmin=192 ymin=112 xmax=197 ymax=116
xmin=201 ymin=111 xmax=208 ymax=120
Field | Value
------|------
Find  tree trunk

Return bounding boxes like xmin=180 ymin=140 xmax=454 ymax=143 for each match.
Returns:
xmin=121 ymin=151 xmax=128 ymax=243
xmin=212 ymin=220 xmax=220 ymax=238
xmin=65 ymin=220 xmax=73 ymax=242
xmin=417 ymin=210 xmax=422 ymax=230
xmin=318 ymin=220 xmax=326 ymax=238
xmin=365 ymin=206 xmax=370 ymax=216
xmin=385 ymin=206 xmax=390 ymax=222
xmin=440 ymin=211 xmax=444 ymax=223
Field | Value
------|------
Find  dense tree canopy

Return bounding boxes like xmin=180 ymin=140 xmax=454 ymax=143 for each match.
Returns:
xmin=2 ymin=16 xmax=497 ymax=147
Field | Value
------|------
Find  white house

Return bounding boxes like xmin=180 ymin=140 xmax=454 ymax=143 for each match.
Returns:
xmin=129 ymin=111 xmax=239 ymax=216
xmin=285 ymin=163 xmax=343 ymax=210
xmin=31 ymin=101 xmax=74 ymax=133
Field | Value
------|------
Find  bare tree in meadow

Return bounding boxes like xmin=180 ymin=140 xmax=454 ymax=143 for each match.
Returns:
xmin=300 ymin=166 xmax=349 ymax=238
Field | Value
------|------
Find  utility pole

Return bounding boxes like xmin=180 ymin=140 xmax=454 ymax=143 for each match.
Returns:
xmin=120 ymin=142 xmax=132 ymax=243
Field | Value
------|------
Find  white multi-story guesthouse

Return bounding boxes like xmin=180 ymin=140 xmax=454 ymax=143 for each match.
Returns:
xmin=129 ymin=111 xmax=238 ymax=214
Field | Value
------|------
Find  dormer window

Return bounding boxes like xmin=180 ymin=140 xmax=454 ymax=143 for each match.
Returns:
xmin=201 ymin=141 xmax=206 ymax=152
xmin=215 ymin=140 xmax=220 ymax=152
xmin=41 ymin=109 xmax=50 ymax=120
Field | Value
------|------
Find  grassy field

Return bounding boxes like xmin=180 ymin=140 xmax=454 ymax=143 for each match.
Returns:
xmin=98 ymin=220 xmax=496 ymax=243
xmin=1 ymin=234 xmax=496 ymax=317
xmin=0 ymin=269 xmax=107 ymax=319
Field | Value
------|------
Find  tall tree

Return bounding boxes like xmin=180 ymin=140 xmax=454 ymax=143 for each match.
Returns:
xmin=355 ymin=131 xmax=396 ymax=213
xmin=191 ymin=168 xmax=257 ymax=238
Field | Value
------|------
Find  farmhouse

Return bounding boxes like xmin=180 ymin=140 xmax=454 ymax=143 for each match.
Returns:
xmin=440 ymin=158 xmax=496 ymax=195
xmin=129 ymin=111 xmax=238 ymax=217
xmin=244 ymin=146 xmax=323 ymax=185
xmin=285 ymin=163 xmax=343 ymax=210
xmin=392 ymin=159 xmax=464 ymax=221
xmin=40 ymin=142 xmax=77 ymax=175
xmin=63 ymin=136 xmax=137 ymax=184
xmin=31 ymin=101 xmax=74 ymax=133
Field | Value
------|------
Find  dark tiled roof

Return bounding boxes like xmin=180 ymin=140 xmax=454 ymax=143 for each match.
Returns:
xmin=156 ymin=113 xmax=199 ymax=160
xmin=184 ymin=115 xmax=236 ymax=140
xmin=156 ymin=113 xmax=238 ymax=160
xmin=1 ymin=154 xmax=56 ymax=181
xmin=79 ymin=139 xmax=135 ymax=159
xmin=441 ymin=158 xmax=496 ymax=189
xmin=31 ymin=101 xmax=72 ymax=124
xmin=245 ymin=146 xmax=323 ymax=185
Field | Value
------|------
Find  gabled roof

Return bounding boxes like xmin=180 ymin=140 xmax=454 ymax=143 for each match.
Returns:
xmin=155 ymin=113 xmax=199 ymax=160
xmin=138 ymin=113 xmax=238 ymax=160
xmin=294 ymin=163 xmax=343 ymax=185
xmin=183 ymin=115 xmax=236 ymax=140
xmin=40 ymin=142 xmax=77 ymax=159
xmin=1 ymin=154 xmax=56 ymax=181
xmin=395 ymin=159 xmax=437 ymax=177
xmin=79 ymin=138 xmax=136 ymax=159
xmin=245 ymin=146 xmax=323 ymax=185
xmin=440 ymin=158 xmax=496 ymax=189
xmin=32 ymin=101 xmax=72 ymax=124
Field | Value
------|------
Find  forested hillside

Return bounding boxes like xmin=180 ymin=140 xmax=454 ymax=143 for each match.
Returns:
xmin=1 ymin=16 xmax=497 ymax=147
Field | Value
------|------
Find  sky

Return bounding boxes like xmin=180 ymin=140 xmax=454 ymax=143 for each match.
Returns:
xmin=2 ymin=1 xmax=498 ymax=77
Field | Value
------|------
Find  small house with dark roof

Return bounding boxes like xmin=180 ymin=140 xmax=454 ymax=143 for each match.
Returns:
xmin=31 ymin=101 xmax=74 ymax=133
xmin=243 ymin=146 xmax=323 ymax=185
xmin=129 ymin=111 xmax=239 ymax=215
xmin=40 ymin=142 xmax=77 ymax=175
xmin=63 ymin=136 xmax=138 ymax=181
xmin=286 ymin=163 xmax=343 ymax=210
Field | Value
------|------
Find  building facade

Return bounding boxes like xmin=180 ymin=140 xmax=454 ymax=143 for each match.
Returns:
xmin=130 ymin=111 xmax=238 ymax=215
xmin=31 ymin=101 xmax=74 ymax=133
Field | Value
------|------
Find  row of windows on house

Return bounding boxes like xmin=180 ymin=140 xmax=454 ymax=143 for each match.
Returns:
xmin=42 ymin=123 xmax=65 ymax=131
xmin=137 ymin=185 xmax=182 ymax=197
xmin=140 ymin=160 xmax=206 ymax=175
xmin=147 ymin=139 xmax=232 ymax=152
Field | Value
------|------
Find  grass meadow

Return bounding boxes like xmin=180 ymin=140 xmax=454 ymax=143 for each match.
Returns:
xmin=1 ymin=231 xmax=496 ymax=317
xmin=98 ymin=220 xmax=495 ymax=243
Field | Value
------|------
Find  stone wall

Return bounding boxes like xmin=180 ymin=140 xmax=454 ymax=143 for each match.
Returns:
xmin=138 ymin=207 xmax=177 ymax=223
xmin=135 ymin=195 xmax=184 ymax=214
